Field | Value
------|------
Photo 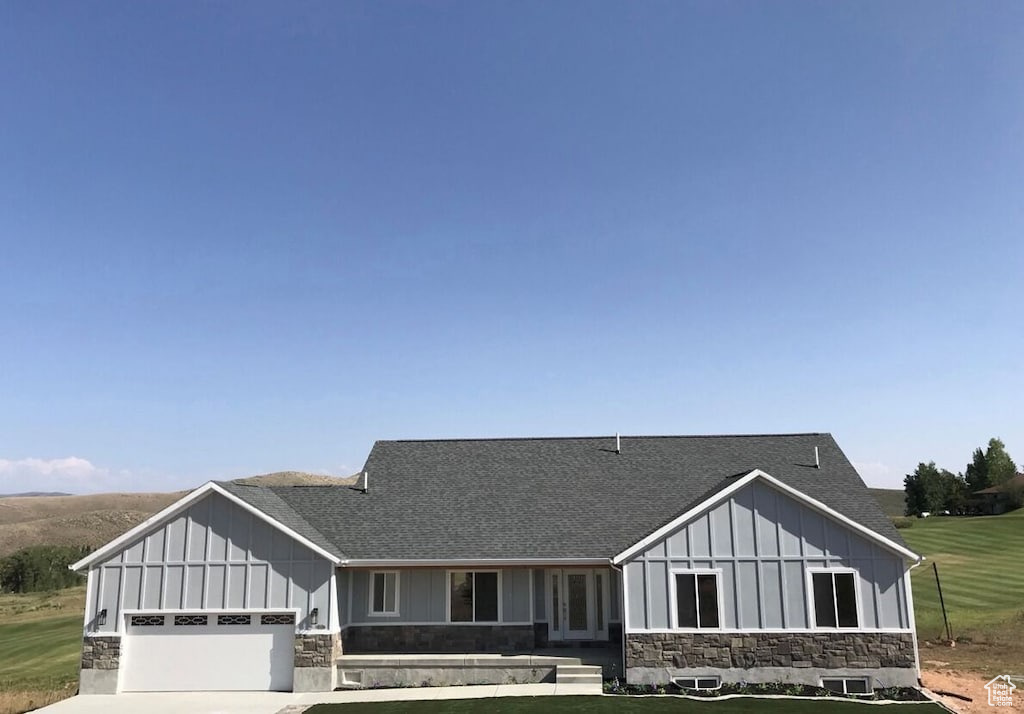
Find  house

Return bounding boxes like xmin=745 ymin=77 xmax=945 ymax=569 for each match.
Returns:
xmin=71 ymin=433 xmax=922 ymax=695
xmin=972 ymin=473 xmax=1024 ymax=515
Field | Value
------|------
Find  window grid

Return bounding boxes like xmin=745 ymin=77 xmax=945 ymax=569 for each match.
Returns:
xmin=261 ymin=613 xmax=295 ymax=626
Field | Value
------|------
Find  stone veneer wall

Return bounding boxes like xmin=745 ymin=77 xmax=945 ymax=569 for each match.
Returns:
xmin=627 ymin=632 xmax=916 ymax=670
xmin=294 ymin=632 xmax=342 ymax=667
xmin=344 ymin=625 xmax=534 ymax=653
xmin=81 ymin=636 xmax=121 ymax=670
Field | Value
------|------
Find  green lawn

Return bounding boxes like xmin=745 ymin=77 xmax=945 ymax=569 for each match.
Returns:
xmin=901 ymin=508 xmax=1024 ymax=671
xmin=307 ymin=697 xmax=945 ymax=713
xmin=0 ymin=614 xmax=83 ymax=691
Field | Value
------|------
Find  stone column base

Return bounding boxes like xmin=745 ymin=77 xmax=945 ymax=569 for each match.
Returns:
xmin=79 ymin=636 xmax=121 ymax=694
xmin=293 ymin=632 xmax=341 ymax=692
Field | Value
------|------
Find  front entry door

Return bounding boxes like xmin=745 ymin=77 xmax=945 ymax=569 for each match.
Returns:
xmin=563 ymin=570 xmax=593 ymax=640
xmin=548 ymin=569 xmax=607 ymax=642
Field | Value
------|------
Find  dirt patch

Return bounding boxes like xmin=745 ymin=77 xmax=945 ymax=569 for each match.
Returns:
xmin=922 ymin=670 xmax=1024 ymax=713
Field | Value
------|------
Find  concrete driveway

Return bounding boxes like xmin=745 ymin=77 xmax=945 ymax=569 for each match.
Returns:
xmin=34 ymin=683 xmax=600 ymax=713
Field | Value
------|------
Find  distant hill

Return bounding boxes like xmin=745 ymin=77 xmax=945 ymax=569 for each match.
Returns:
xmin=0 ymin=492 xmax=72 ymax=498
xmin=232 ymin=470 xmax=359 ymax=487
xmin=0 ymin=470 xmax=356 ymax=558
xmin=868 ymin=487 xmax=905 ymax=518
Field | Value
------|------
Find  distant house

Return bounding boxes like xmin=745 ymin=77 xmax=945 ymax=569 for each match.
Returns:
xmin=71 ymin=433 xmax=922 ymax=695
xmin=972 ymin=473 xmax=1024 ymax=515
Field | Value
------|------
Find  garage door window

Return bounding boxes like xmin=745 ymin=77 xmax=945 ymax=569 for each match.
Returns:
xmin=130 ymin=615 xmax=165 ymax=626
xmin=174 ymin=615 xmax=208 ymax=626
xmin=218 ymin=614 xmax=252 ymax=625
xmin=261 ymin=613 xmax=295 ymax=626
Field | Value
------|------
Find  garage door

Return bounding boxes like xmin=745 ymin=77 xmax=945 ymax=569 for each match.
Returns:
xmin=121 ymin=612 xmax=296 ymax=691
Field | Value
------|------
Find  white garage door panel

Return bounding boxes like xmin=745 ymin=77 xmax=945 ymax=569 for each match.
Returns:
xmin=123 ymin=621 xmax=294 ymax=691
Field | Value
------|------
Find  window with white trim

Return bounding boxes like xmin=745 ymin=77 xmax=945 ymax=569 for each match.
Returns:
xmin=449 ymin=571 xmax=499 ymax=622
xmin=673 ymin=571 xmax=720 ymax=629
xmin=811 ymin=570 xmax=859 ymax=628
xmin=370 ymin=571 xmax=399 ymax=616
xmin=821 ymin=677 xmax=870 ymax=695
xmin=673 ymin=676 xmax=721 ymax=691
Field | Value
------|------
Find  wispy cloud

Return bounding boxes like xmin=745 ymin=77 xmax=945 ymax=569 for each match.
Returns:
xmin=0 ymin=456 xmax=109 ymax=494
xmin=0 ymin=456 xmax=103 ymax=479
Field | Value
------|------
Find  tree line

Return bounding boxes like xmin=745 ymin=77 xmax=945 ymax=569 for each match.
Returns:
xmin=903 ymin=437 xmax=1021 ymax=516
xmin=903 ymin=437 xmax=1019 ymax=516
xmin=0 ymin=545 xmax=90 ymax=593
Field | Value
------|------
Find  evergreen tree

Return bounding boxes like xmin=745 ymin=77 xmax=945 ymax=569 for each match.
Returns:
xmin=904 ymin=462 xmax=959 ymax=515
xmin=965 ymin=447 xmax=989 ymax=491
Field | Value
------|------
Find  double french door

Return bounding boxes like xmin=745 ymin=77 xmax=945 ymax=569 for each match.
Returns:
xmin=547 ymin=568 xmax=609 ymax=641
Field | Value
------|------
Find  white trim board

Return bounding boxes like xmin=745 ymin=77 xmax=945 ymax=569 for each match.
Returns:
xmin=70 ymin=482 xmax=342 ymax=571
xmin=612 ymin=469 xmax=921 ymax=564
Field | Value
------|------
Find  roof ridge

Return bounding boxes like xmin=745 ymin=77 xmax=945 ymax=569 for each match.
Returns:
xmin=380 ymin=432 xmax=829 ymax=444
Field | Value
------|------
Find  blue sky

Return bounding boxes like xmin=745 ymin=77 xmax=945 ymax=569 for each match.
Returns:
xmin=1 ymin=1 xmax=1022 ymax=494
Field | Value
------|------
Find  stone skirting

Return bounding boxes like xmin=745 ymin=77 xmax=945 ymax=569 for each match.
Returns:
xmin=343 ymin=625 xmax=534 ymax=653
xmin=627 ymin=632 xmax=916 ymax=670
xmin=81 ymin=636 xmax=120 ymax=670
xmin=294 ymin=632 xmax=341 ymax=668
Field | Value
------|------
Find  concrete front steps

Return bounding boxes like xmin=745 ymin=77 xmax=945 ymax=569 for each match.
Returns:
xmin=555 ymin=664 xmax=603 ymax=686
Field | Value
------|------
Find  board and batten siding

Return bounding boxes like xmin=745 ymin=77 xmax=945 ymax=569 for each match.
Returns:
xmin=625 ymin=480 xmax=910 ymax=632
xmin=87 ymin=492 xmax=334 ymax=633
xmin=346 ymin=568 xmax=533 ymax=624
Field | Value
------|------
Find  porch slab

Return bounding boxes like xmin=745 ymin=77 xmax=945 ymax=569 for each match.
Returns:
xmin=336 ymin=651 xmax=619 ymax=689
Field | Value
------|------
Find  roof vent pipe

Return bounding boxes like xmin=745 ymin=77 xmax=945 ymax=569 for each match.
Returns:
xmin=814 ymin=447 xmax=820 ymax=469
xmin=363 ymin=470 xmax=369 ymax=493
xmin=616 ymin=433 xmax=621 ymax=455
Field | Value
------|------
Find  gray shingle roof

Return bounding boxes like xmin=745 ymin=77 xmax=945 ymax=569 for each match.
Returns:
xmin=217 ymin=480 xmax=345 ymax=559
xmin=223 ymin=433 xmax=909 ymax=561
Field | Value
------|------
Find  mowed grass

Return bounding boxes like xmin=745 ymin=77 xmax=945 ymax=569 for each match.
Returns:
xmin=307 ymin=697 xmax=945 ymax=714
xmin=902 ymin=508 xmax=1024 ymax=672
xmin=0 ymin=588 xmax=84 ymax=714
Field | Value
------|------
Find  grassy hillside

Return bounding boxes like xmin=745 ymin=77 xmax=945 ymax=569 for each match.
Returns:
xmin=0 ymin=588 xmax=85 ymax=714
xmin=867 ymin=488 xmax=905 ymax=518
xmin=902 ymin=508 xmax=1024 ymax=672
xmin=0 ymin=472 xmax=357 ymax=558
xmin=0 ymin=492 xmax=182 ymax=558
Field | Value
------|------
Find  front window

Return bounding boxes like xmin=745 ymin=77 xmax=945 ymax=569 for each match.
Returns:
xmin=449 ymin=571 xmax=499 ymax=622
xmin=673 ymin=571 xmax=720 ymax=629
xmin=811 ymin=570 xmax=859 ymax=628
xmin=370 ymin=571 xmax=399 ymax=616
